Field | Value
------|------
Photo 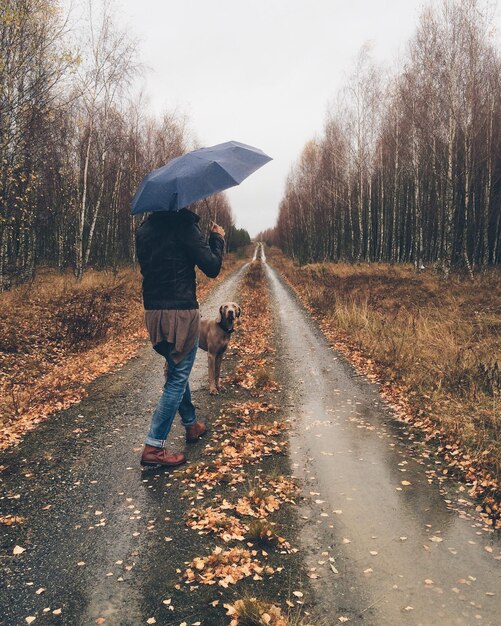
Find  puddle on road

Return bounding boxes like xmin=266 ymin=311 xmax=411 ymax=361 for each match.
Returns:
xmin=266 ymin=263 xmax=501 ymax=626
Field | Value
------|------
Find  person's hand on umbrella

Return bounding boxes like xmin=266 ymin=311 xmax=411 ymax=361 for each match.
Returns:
xmin=210 ymin=221 xmax=225 ymax=238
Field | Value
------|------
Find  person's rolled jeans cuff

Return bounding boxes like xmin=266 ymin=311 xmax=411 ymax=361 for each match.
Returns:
xmin=182 ymin=415 xmax=197 ymax=428
xmin=145 ymin=436 xmax=165 ymax=448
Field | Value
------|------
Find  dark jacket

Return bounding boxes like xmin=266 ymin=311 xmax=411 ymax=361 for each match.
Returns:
xmin=135 ymin=209 xmax=224 ymax=310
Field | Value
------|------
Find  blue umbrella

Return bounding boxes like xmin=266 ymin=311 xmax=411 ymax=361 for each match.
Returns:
xmin=131 ymin=140 xmax=272 ymax=215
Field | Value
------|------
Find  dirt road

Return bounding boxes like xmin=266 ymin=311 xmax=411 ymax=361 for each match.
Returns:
xmin=1 ymin=250 xmax=500 ymax=625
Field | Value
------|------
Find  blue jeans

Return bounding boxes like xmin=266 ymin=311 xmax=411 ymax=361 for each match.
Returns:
xmin=145 ymin=339 xmax=199 ymax=447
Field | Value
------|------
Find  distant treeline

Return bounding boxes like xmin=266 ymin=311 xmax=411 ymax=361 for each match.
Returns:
xmin=0 ymin=0 xmax=242 ymax=290
xmin=261 ymin=0 xmax=501 ymax=271
xmin=228 ymin=227 xmax=251 ymax=252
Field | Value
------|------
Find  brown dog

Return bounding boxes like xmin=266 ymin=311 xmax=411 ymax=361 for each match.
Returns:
xmin=199 ymin=302 xmax=241 ymax=394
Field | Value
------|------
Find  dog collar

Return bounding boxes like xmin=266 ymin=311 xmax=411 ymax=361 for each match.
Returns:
xmin=218 ymin=321 xmax=234 ymax=334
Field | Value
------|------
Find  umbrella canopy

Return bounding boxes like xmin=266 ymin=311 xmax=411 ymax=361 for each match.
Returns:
xmin=131 ymin=140 xmax=272 ymax=215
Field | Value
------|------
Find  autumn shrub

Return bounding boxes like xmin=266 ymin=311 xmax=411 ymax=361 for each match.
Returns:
xmin=54 ymin=286 xmax=116 ymax=347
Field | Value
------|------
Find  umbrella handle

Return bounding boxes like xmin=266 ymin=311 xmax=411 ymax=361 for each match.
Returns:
xmin=204 ymin=198 xmax=215 ymax=239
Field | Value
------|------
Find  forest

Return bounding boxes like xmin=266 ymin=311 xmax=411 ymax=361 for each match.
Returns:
xmin=0 ymin=0 xmax=238 ymax=290
xmin=263 ymin=0 xmax=500 ymax=272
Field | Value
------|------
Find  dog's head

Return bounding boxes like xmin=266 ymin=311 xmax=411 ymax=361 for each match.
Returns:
xmin=217 ymin=302 xmax=241 ymax=327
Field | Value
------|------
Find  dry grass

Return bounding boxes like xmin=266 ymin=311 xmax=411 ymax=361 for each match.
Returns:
xmin=0 ymin=268 xmax=143 ymax=383
xmin=246 ymin=519 xmax=281 ymax=546
xmin=226 ymin=597 xmax=314 ymax=626
xmin=267 ymin=248 xmax=500 ymax=488
xmin=0 ymin=267 xmax=144 ymax=446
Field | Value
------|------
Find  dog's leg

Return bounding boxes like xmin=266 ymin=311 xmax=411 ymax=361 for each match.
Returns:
xmin=215 ymin=354 xmax=224 ymax=391
xmin=208 ymin=353 xmax=218 ymax=395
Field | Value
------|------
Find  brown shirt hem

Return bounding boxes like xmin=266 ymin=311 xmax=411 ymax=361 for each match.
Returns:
xmin=144 ymin=309 xmax=200 ymax=364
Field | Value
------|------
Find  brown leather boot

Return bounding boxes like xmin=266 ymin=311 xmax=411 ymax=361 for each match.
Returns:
xmin=140 ymin=445 xmax=186 ymax=467
xmin=185 ymin=421 xmax=207 ymax=443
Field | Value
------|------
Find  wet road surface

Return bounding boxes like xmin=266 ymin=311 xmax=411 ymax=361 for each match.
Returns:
xmin=0 ymin=265 xmax=248 ymax=626
xmin=265 ymin=261 xmax=501 ymax=626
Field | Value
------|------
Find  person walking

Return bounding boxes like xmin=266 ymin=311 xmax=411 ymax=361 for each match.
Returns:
xmin=135 ymin=208 xmax=225 ymax=467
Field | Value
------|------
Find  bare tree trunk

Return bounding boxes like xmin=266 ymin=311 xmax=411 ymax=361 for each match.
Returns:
xmin=76 ymin=122 xmax=93 ymax=280
xmin=83 ymin=150 xmax=107 ymax=267
xmin=482 ymin=96 xmax=494 ymax=266
xmin=443 ymin=116 xmax=456 ymax=274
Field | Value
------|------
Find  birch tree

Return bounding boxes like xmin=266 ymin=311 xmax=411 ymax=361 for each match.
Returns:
xmin=73 ymin=0 xmax=137 ymax=279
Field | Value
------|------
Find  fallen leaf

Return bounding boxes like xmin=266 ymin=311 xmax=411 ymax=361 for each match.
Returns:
xmin=25 ymin=618 xmax=36 ymax=624
xmin=13 ymin=545 xmax=26 ymax=555
xmin=146 ymin=619 xmax=156 ymax=625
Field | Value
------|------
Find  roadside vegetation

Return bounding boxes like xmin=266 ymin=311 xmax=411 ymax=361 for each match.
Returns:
xmin=0 ymin=253 xmax=245 ymax=449
xmin=267 ymin=247 xmax=500 ymax=526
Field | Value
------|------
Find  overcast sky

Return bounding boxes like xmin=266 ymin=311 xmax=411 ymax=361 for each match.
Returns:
xmin=112 ymin=0 xmax=500 ymax=236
